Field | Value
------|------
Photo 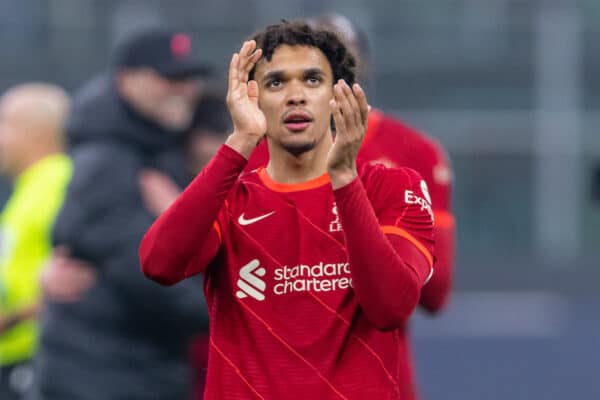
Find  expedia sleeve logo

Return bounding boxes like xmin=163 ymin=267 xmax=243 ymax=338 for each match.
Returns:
xmin=404 ymin=180 xmax=433 ymax=218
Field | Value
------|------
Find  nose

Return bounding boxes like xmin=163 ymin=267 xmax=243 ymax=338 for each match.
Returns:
xmin=285 ymin=81 xmax=306 ymax=107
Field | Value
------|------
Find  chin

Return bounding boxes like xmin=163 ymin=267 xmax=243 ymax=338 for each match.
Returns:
xmin=281 ymin=140 xmax=317 ymax=157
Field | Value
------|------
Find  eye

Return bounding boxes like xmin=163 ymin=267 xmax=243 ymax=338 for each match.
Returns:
xmin=267 ymin=80 xmax=282 ymax=88
xmin=306 ymin=76 xmax=322 ymax=85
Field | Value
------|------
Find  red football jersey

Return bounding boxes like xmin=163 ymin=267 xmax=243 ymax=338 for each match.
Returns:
xmin=247 ymin=111 xmax=455 ymax=312
xmin=141 ymin=146 xmax=434 ymax=399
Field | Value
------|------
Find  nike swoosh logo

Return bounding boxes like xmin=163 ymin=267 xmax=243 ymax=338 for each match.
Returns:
xmin=238 ymin=211 xmax=275 ymax=226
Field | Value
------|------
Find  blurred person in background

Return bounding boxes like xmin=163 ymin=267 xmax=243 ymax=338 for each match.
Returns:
xmin=31 ymin=29 xmax=210 ymax=400
xmin=186 ymin=94 xmax=233 ymax=175
xmin=0 ymin=83 xmax=72 ymax=400
xmin=136 ymin=93 xmax=232 ymax=399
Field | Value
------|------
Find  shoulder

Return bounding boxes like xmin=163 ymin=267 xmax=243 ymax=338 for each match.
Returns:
xmin=360 ymin=163 xmax=431 ymax=210
xmin=359 ymin=162 xmax=422 ymax=191
xmin=385 ymin=114 xmax=447 ymax=159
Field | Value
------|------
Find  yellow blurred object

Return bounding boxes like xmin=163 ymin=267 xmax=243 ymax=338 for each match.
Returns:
xmin=0 ymin=154 xmax=71 ymax=366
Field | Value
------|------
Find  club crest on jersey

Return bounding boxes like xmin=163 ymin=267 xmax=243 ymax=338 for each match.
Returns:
xmin=329 ymin=202 xmax=342 ymax=233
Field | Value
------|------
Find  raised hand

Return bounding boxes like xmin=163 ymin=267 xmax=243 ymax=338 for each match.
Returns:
xmin=225 ymin=40 xmax=265 ymax=158
xmin=327 ymin=80 xmax=370 ymax=189
xmin=138 ymin=169 xmax=181 ymax=217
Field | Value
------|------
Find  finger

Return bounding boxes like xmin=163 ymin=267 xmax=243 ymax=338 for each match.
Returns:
xmin=330 ymin=98 xmax=346 ymax=136
xmin=237 ymin=41 xmax=257 ymax=77
xmin=340 ymin=80 xmax=362 ymax=128
xmin=243 ymin=48 xmax=263 ymax=75
xmin=352 ymin=83 xmax=369 ymax=125
xmin=247 ymin=80 xmax=259 ymax=104
xmin=239 ymin=40 xmax=256 ymax=58
xmin=334 ymin=81 xmax=355 ymax=131
xmin=240 ymin=48 xmax=262 ymax=84
xmin=227 ymin=52 xmax=240 ymax=97
xmin=250 ymin=48 xmax=263 ymax=65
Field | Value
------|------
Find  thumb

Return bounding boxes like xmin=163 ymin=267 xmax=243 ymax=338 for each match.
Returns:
xmin=247 ymin=80 xmax=259 ymax=104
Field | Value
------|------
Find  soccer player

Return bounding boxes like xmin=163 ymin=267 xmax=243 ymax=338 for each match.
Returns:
xmin=140 ymin=21 xmax=434 ymax=399
xmin=249 ymin=14 xmax=456 ymax=314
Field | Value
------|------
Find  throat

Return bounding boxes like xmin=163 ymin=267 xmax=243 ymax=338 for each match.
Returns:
xmin=266 ymin=147 xmax=329 ymax=185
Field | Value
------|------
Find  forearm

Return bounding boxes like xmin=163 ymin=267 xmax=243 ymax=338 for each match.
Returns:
xmin=140 ymin=145 xmax=247 ymax=284
xmin=334 ymin=178 xmax=424 ymax=331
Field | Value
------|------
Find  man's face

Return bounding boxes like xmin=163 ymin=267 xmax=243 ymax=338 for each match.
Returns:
xmin=253 ymin=45 xmax=334 ymax=156
xmin=119 ymin=69 xmax=201 ymax=132
xmin=0 ymin=99 xmax=26 ymax=176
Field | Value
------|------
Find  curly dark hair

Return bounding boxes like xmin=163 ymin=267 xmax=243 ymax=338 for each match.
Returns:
xmin=248 ymin=20 xmax=356 ymax=85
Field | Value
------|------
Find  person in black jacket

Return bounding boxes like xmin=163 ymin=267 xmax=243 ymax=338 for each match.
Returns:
xmin=30 ymin=29 xmax=211 ymax=400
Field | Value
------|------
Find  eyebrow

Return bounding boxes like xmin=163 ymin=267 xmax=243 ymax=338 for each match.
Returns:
xmin=261 ymin=67 xmax=326 ymax=83
xmin=303 ymin=68 xmax=325 ymax=77
xmin=262 ymin=70 xmax=284 ymax=83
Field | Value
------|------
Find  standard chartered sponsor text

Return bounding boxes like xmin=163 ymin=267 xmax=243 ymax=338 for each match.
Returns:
xmin=273 ymin=262 xmax=352 ymax=295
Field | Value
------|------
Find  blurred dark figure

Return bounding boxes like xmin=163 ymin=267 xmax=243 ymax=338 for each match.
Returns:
xmin=31 ymin=29 xmax=211 ymax=400
xmin=186 ymin=94 xmax=233 ymax=175
xmin=124 ymin=93 xmax=231 ymax=400
xmin=0 ymin=83 xmax=71 ymax=400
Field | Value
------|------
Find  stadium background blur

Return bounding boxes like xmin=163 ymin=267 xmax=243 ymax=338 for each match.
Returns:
xmin=0 ymin=0 xmax=598 ymax=398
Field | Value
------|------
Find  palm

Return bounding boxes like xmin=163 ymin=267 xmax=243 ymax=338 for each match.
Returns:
xmin=228 ymin=83 xmax=266 ymax=136
xmin=226 ymin=41 xmax=266 ymax=138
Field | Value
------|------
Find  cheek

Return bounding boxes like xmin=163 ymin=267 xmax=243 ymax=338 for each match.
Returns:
xmin=144 ymin=82 xmax=167 ymax=104
xmin=315 ymin=91 xmax=334 ymax=122
xmin=258 ymin=96 xmax=280 ymax=123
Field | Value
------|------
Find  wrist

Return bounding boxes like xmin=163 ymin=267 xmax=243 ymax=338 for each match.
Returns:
xmin=225 ymin=132 xmax=262 ymax=159
xmin=329 ymin=167 xmax=358 ymax=190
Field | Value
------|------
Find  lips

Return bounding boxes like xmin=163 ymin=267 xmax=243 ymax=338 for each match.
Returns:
xmin=283 ymin=111 xmax=313 ymax=132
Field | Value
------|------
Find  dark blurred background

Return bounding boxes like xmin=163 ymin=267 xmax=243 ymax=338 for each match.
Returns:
xmin=0 ymin=0 xmax=598 ymax=398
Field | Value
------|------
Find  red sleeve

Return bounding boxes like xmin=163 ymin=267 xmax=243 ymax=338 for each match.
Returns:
xmin=139 ymin=145 xmax=246 ymax=285
xmin=418 ymin=140 xmax=455 ymax=313
xmin=245 ymin=139 xmax=269 ymax=171
xmin=333 ymin=167 xmax=434 ymax=331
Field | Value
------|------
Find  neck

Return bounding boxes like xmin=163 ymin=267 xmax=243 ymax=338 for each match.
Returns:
xmin=265 ymin=130 xmax=332 ymax=184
